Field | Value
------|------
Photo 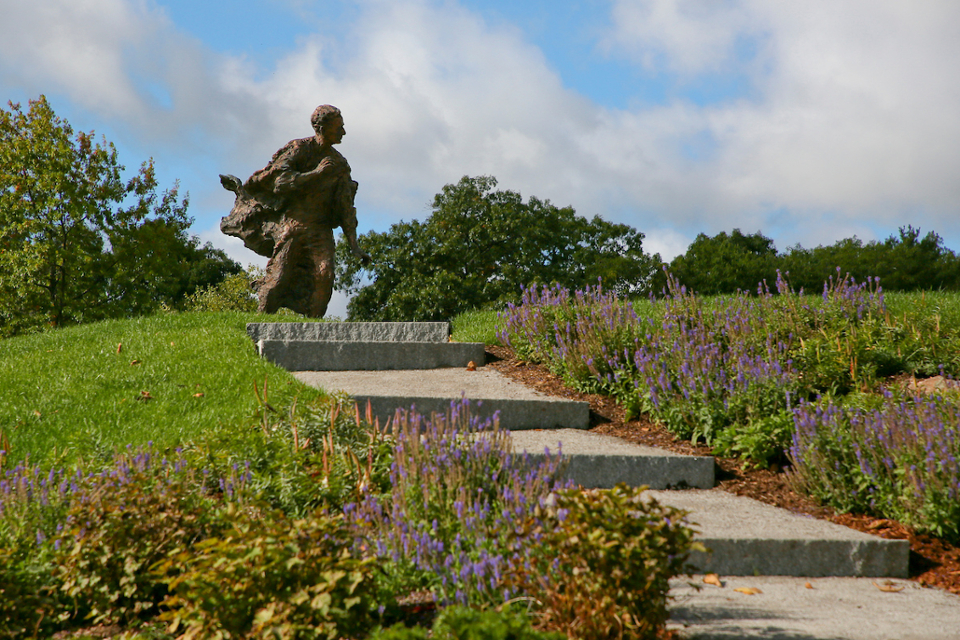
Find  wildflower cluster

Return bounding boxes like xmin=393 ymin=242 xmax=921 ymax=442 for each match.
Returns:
xmin=499 ymin=270 xmax=947 ymax=468
xmin=789 ymin=391 xmax=960 ymax=541
xmin=347 ymin=398 xmax=569 ymax=606
xmin=0 ymin=443 xmax=253 ymax=634
xmin=499 ymin=275 xmax=801 ymax=457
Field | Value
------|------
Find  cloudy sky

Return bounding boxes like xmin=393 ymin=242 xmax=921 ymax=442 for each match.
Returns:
xmin=3 ymin=0 xmax=959 ymax=315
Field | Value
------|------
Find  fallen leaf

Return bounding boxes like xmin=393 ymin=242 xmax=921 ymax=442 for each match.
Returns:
xmin=867 ymin=519 xmax=892 ymax=530
xmin=703 ymin=574 xmax=723 ymax=588
xmin=130 ymin=360 xmax=141 ymax=366
xmin=170 ymin=342 xmax=175 ymax=346
xmin=733 ymin=587 xmax=763 ymax=595
xmin=34 ymin=410 xmax=41 ymax=418
xmin=117 ymin=343 xmax=122 ymax=354
xmin=466 ymin=361 xmax=477 ymax=371
xmin=873 ymin=581 xmax=905 ymax=593
xmin=804 ymin=582 xmax=814 ymax=590
xmin=194 ymin=393 xmax=204 ymax=398
xmin=138 ymin=391 xmax=153 ymax=401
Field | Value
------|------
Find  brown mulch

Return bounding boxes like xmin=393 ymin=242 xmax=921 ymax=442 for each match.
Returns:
xmin=484 ymin=345 xmax=960 ymax=596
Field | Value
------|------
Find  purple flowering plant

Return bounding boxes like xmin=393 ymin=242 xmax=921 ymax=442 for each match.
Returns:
xmin=499 ymin=269 xmax=955 ymax=467
xmin=0 ymin=443 xmax=254 ymax=630
xmin=789 ymin=390 xmax=960 ymax=541
xmin=346 ymin=398 xmax=570 ymax=606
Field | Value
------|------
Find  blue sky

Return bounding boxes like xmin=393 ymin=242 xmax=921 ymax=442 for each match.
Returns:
xmin=3 ymin=1 xmax=959 ymax=316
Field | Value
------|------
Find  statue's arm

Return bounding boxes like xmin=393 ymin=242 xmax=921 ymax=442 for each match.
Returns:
xmin=337 ymin=178 xmax=371 ymax=265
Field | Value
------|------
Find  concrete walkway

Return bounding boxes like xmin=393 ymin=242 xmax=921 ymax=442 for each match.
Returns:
xmin=668 ymin=575 xmax=960 ymax=640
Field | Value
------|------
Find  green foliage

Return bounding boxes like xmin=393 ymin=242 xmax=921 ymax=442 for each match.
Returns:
xmin=0 ymin=95 xmax=240 ymax=337
xmin=188 ymin=390 xmax=392 ymax=515
xmin=431 ymin=607 xmax=565 ymax=640
xmin=712 ymin=409 xmax=795 ymax=467
xmin=0 ymin=545 xmax=62 ymax=639
xmin=668 ymin=228 xmax=778 ymax=295
xmin=789 ymin=391 xmax=960 ymax=542
xmin=52 ymin=451 xmax=239 ymax=626
xmin=336 ymin=175 xmax=660 ymax=321
xmin=672 ymin=225 xmax=960 ymax=297
xmin=159 ymin=508 xmax=379 ymax=640
xmin=371 ymin=605 xmax=565 ymax=640
xmin=504 ymin=485 xmax=701 ymax=640
xmin=183 ymin=266 xmax=261 ymax=313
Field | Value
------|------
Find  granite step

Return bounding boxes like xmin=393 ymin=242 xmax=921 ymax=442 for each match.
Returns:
xmin=292 ymin=368 xmax=590 ymax=430
xmin=258 ymin=339 xmax=486 ymax=371
xmin=247 ymin=321 xmax=452 ymax=343
xmin=649 ymin=489 xmax=910 ymax=578
xmin=511 ymin=428 xmax=714 ymax=489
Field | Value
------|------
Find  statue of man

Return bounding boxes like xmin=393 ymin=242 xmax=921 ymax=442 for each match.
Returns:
xmin=219 ymin=104 xmax=370 ymax=317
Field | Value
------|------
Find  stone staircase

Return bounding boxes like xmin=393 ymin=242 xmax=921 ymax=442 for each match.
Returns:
xmin=248 ymin=321 xmax=909 ymax=579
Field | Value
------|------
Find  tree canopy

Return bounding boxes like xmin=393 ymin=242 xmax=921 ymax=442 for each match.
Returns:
xmin=335 ymin=175 xmax=660 ymax=321
xmin=0 ymin=96 xmax=239 ymax=336
xmin=668 ymin=225 xmax=960 ymax=295
xmin=667 ymin=229 xmax=778 ymax=295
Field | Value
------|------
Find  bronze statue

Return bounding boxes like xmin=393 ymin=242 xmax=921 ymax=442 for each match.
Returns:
xmin=219 ymin=105 xmax=370 ymax=317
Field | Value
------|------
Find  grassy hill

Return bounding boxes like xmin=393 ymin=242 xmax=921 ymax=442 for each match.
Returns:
xmin=0 ymin=312 xmax=333 ymax=465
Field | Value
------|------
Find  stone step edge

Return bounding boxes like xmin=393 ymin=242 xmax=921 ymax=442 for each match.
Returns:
xmin=648 ymin=490 xmax=909 ymax=578
xmin=350 ymin=394 xmax=590 ymax=431
xmin=248 ymin=321 xmax=451 ymax=344
xmin=258 ymin=340 xmax=486 ymax=371
xmin=522 ymin=451 xmax=714 ymax=490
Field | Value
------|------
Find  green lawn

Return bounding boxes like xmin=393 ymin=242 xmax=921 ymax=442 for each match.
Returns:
xmin=0 ymin=312 xmax=334 ymax=465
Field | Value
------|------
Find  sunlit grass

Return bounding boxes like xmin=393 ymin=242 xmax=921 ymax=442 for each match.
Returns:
xmin=0 ymin=312 xmax=328 ymax=465
xmin=451 ymin=309 xmax=501 ymax=345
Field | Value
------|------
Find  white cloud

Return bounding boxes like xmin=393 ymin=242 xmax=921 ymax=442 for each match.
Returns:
xmin=604 ymin=0 xmax=763 ymax=75
xmin=596 ymin=0 xmax=960 ymax=247
xmin=3 ymin=0 xmax=959 ymax=264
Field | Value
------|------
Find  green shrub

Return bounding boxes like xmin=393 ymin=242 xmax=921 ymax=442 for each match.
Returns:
xmin=713 ymin=408 xmax=795 ymax=468
xmin=186 ymin=390 xmax=393 ymax=516
xmin=432 ymin=606 xmax=566 ymax=640
xmin=503 ymin=484 xmax=701 ymax=640
xmin=184 ymin=267 xmax=260 ymax=312
xmin=52 ymin=450 xmax=238 ymax=626
xmin=370 ymin=605 xmax=564 ymax=640
xmin=0 ymin=545 xmax=62 ymax=639
xmin=159 ymin=508 xmax=379 ymax=640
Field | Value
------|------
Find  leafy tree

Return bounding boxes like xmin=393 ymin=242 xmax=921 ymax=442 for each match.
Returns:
xmin=0 ymin=95 xmax=239 ymax=336
xmin=781 ymin=226 xmax=960 ymax=293
xmin=336 ymin=175 xmax=660 ymax=321
xmin=668 ymin=229 xmax=778 ymax=295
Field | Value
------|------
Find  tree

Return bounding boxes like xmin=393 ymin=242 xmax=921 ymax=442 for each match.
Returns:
xmin=668 ymin=229 xmax=778 ymax=295
xmin=335 ymin=176 xmax=660 ymax=321
xmin=0 ymin=96 xmax=239 ymax=336
xmin=780 ymin=226 xmax=960 ymax=293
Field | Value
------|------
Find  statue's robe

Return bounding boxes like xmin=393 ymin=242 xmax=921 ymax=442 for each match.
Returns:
xmin=220 ymin=137 xmax=359 ymax=317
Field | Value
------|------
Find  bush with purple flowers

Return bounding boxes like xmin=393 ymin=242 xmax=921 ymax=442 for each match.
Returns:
xmin=0 ymin=443 xmax=252 ymax=636
xmin=347 ymin=398 xmax=570 ymax=606
xmin=789 ymin=390 xmax=960 ymax=541
xmin=499 ymin=270 xmax=958 ymax=467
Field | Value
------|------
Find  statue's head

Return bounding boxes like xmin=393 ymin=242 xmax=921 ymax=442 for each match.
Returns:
xmin=311 ymin=105 xmax=344 ymax=145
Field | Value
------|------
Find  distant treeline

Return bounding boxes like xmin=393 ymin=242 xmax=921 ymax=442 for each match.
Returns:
xmin=664 ymin=225 xmax=960 ymax=295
